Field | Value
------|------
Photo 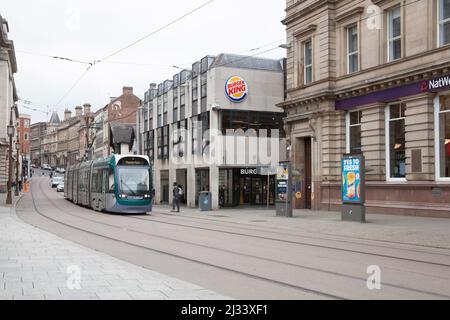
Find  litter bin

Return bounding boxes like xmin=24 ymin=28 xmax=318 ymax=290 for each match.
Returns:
xmin=199 ymin=191 xmax=212 ymax=211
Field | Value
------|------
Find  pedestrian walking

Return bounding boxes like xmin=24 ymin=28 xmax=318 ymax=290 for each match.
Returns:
xmin=172 ymin=183 xmax=180 ymax=213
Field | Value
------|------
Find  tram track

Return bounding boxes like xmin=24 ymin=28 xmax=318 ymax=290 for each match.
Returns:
xmin=19 ymin=177 xmax=450 ymax=299
xmin=150 ymin=210 xmax=450 ymax=252
xmin=41 ymin=178 xmax=450 ymax=268
xmin=141 ymin=211 xmax=450 ymax=257
xmin=27 ymin=178 xmax=346 ymax=300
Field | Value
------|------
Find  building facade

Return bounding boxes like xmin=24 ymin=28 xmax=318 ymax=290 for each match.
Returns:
xmin=0 ymin=14 xmax=19 ymax=193
xmin=30 ymin=122 xmax=46 ymax=167
xmin=280 ymin=0 xmax=450 ymax=217
xmin=17 ymin=114 xmax=31 ymax=177
xmin=139 ymin=53 xmax=286 ymax=209
xmin=42 ymin=111 xmax=60 ymax=167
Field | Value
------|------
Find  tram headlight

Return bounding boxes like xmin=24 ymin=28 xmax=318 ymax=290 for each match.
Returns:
xmin=118 ymin=194 xmax=127 ymax=199
xmin=144 ymin=194 xmax=151 ymax=199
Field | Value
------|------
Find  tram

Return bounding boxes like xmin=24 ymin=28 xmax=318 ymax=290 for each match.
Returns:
xmin=65 ymin=155 xmax=152 ymax=214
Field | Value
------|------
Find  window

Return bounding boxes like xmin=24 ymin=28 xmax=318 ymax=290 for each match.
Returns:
xmin=157 ymin=127 xmax=162 ymax=159
xmin=192 ymin=78 xmax=199 ymax=116
xmin=387 ymin=6 xmax=401 ymax=61
xmin=303 ymin=39 xmax=313 ymax=84
xmin=147 ymin=130 xmax=155 ymax=161
xmin=163 ymin=125 xmax=169 ymax=159
xmin=173 ymin=120 xmax=187 ymax=158
xmin=24 ymin=133 xmax=29 ymax=140
xmin=163 ymin=94 xmax=168 ymax=125
xmin=24 ymin=120 xmax=30 ymax=128
xmin=173 ymin=89 xmax=179 ymax=123
xmin=157 ymin=96 xmax=162 ymax=128
xmin=439 ymin=0 xmax=450 ymax=46
xmin=192 ymin=112 xmax=210 ymax=155
xmin=386 ymin=103 xmax=406 ymax=179
xmin=221 ymin=110 xmax=286 ymax=137
xmin=347 ymin=25 xmax=359 ymax=73
xmin=180 ymin=88 xmax=186 ymax=120
xmin=347 ymin=111 xmax=362 ymax=153
xmin=436 ymin=95 xmax=450 ymax=179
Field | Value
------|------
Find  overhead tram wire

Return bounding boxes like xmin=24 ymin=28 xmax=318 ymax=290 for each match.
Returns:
xmin=51 ymin=0 xmax=219 ymax=110
xmin=96 ymin=0 xmax=218 ymax=64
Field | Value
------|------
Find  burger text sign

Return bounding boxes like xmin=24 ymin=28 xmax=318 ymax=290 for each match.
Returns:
xmin=342 ymin=156 xmax=363 ymax=204
xmin=225 ymin=76 xmax=248 ymax=103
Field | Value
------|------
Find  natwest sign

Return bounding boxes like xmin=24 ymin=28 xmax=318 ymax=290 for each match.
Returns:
xmin=421 ymin=75 xmax=450 ymax=92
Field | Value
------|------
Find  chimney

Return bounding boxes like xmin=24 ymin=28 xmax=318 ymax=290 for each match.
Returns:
xmin=64 ymin=109 xmax=72 ymax=121
xmin=83 ymin=103 xmax=91 ymax=116
xmin=75 ymin=106 xmax=83 ymax=117
xmin=123 ymin=86 xmax=133 ymax=95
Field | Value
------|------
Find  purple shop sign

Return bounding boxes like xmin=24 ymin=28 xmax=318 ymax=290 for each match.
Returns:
xmin=335 ymin=74 xmax=450 ymax=110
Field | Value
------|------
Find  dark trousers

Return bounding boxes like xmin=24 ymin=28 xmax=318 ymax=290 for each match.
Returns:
xmin=173 ymin=197 xmax=180 ymax=212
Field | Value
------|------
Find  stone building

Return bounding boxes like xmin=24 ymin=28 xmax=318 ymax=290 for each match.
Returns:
xmin=30 ymin=122 xmax=46 ymax=166
xmin=0 ymin=14 xmax=19 ymax=193
xmin=280 ymin=0 xmax=450 ymax=217
xmin=17 ymin=114 xmax=31 ymax=177
xmin=42 ymin=111 xmax=60 ymax=167
xmin=103 ymin=87 xmax=141 ymax=157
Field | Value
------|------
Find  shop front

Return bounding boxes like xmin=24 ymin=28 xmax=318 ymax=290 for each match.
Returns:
xmin=219 ymin=168 xmax=276 ymax=207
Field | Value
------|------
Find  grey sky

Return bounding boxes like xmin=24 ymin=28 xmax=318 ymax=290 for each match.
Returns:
xmin=2 ymin=0 xmax=286 ymax=123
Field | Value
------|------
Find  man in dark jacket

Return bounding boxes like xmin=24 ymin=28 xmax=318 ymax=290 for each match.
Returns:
xmin=172 ymin=183 xmax=180 ymax=213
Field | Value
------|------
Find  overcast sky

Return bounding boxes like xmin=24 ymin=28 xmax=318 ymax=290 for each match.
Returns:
xmin=2 ymin=0 xmax=286 ymax=124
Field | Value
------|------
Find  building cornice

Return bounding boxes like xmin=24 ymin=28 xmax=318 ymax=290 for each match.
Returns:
xmin=335 ymin=6 xmax=364 ymax=24
xmin=293 ymin=24 xmax=317 ymax=39
xmin=281 ymin=46 xmax=450 ymax=108
xmin=282 ymin=0 xmax=337 ymax=26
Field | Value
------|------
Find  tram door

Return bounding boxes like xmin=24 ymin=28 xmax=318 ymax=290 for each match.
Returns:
xmin=100 ymin=169 xmax=107 ymax=211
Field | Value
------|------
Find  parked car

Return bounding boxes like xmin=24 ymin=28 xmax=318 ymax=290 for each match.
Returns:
xmin=56 ymin=168 xmax=66 ymax=174
xmin=56 ymin=182 xmax=64 ymax=192
xmin=51 ymin=176 xmax=63 ymax=188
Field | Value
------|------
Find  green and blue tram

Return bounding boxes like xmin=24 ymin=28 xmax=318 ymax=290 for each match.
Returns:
xmin=65 ymin=155 xmax=152 ymax=214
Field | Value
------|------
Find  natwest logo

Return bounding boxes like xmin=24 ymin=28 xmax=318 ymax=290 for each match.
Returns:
xmin=422 ymin=75 xmax=450 ymax=92
xmin=225 ymin=76 xmax=248 ymax=103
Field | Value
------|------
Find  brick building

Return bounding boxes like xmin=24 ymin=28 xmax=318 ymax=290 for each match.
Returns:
xmin=17 ymin=114 xmax=31 ymax=177
xmin=103 ymin=87 xmax=141 ymax=156
xmin=280 ymin=0 xmax=450 ymax=217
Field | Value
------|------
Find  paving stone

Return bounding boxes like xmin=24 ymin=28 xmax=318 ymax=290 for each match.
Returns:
xmin=0 ymin=194 xmax=229 ymax=301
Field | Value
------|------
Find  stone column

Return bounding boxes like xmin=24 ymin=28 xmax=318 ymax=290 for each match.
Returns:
xmin=403 ymin=93 xmax=435 ymax=181
xmin=361 ymin=104 xmax=386 ymax=181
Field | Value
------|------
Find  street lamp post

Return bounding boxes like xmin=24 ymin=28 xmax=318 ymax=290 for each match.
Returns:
xmin=6 ymin=113 xmax=14 ymax=205
xmin=15 ymin=142 xmax=20 ymax=196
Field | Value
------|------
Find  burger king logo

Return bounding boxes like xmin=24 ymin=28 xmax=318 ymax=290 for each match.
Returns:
xmin=225 ymin=76 xmax=248 ymax=103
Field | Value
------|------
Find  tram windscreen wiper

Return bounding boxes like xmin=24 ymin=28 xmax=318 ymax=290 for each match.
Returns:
xmin=120 ymin=179 xmax=137 ymax=196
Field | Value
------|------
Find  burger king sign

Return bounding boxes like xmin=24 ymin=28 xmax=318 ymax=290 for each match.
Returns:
xmin=225 ymin=76 xmax=248 ymax=103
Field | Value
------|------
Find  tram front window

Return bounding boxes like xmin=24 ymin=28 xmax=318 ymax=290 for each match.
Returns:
xmin=117 ymin=167 xmax=150 ymax=196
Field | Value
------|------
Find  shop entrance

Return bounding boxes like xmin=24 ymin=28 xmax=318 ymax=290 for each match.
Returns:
xmin=160 ymin=170 xmax=169 ymax=204
xmin=294 ymin=137 xmax=312 ymax=209
xmin=239 ymin=171 xmax=275 ymax=206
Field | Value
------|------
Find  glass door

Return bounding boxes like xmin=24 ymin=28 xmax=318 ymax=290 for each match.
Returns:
xmin=252 ymin=178 xmax=263 ymax=205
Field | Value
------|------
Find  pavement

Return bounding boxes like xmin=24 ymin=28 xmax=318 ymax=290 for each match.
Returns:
xmin=153 ymin=204 xmax=450 ymax=249
xmin=0 ymin=193 xmax=230 ymax=300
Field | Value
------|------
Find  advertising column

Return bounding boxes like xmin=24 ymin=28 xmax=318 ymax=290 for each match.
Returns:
xmin=275 ymin=161 xmax=293 ymax=217
xmin=341 ymin=154 xmax=366 ymax=223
